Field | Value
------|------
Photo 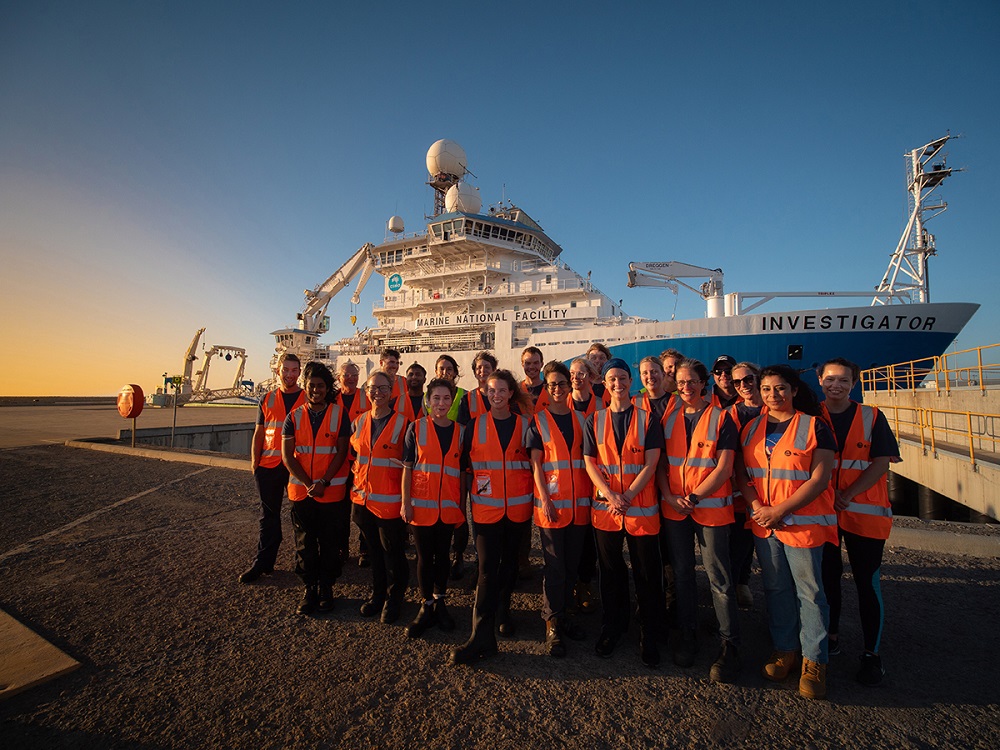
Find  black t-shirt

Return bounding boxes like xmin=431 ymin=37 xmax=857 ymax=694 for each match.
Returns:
xmin=824 ymin=402 xmax=900 ymax=459
xmin=402 ymin=420 xmax=457 ymax=464
xmin=732 ymin=403 xmax=764 ymax=431
xmin=583 ymin=406 xmax=664 ymax=457
xmin=340 ymin=391 xmax=356 ymax=412
xmin=572 ymin=395 xmax=594 ymax=413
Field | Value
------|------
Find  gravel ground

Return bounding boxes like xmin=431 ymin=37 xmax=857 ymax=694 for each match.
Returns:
xmin=1 ymin=445 xmax=998 ymax=749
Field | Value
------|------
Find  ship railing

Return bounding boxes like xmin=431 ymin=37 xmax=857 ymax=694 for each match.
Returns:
xmin=373 ymin=277 xmax=596 ymax=311
xmin=861 ymin=342 xmax=1000 ymax=395
xmin=875 ymin=403 xmax=1000 ymax=470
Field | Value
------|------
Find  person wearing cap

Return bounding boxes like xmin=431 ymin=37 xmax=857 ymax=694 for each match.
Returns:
xmin=710 ymin=355 xmax=740 ymax=409
xmin=584 ymin=358 xmax=664 ymax=668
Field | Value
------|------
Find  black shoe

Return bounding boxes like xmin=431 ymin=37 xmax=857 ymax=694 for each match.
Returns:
xmin=497 ymin=599 xmax=516 ymax=637
xmin=433 ymin=599 xmax=455 ymax=632
xmin=673 ymin=628 xmax=698 ymax=668
xmin=381 ymin=600 xmax=401 ymax=624
xmin=296 ymin=585 xmax=319 ymax=615
xmin=709 ymin=641 xmax=741 ymax=683
xmin=317 ymin=585 xmax=335 ymax=613
xmin=595 ymin=628 xmax=620 ymax=658
xmin=449 ymin=619 xmax=498 ymax=666
xmin=359 ymin=599 xmax=384 ymax=617
xmin=405 ymin=602 xmax=436 ymax=638
xmin=545 ymin=620 xmax=566 ymax=658
xmin=856 ymin=652 xmax=885 ymax=685
xmin=449 ymin=555 xmax=465 ymax=581
xmin=358 ymin=554 xmax=370 ymax=568
xmin=239 ymin=566 xmax=266 ymax=584
xmin=562 ymin=618 xmax=586 ymax=642
xmin=640 ymin=633 xmax=661 ymax=668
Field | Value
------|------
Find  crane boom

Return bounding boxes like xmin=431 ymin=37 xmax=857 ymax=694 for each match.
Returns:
xmin=299 ymin=243 xmax=375 ymax=334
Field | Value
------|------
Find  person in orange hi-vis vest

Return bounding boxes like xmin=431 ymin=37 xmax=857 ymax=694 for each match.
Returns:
xmin=817 ymin=357 xmax=899 ymax=687
xmin=735 ymin=365 xmax=837 ymax=701
xmin=350 ymin=369 xmax=409 ymax=626
xmin=449 ymin=370 xmax=535 ymax=666
xmin=586 ymin=342 xmax=613 ymax=408
xmin=584 ymin=358 xmax=664 ymax=669
xmin=281 ymin=362 xmax=351 ymax=615
xmin=657 ymin=358 xmax=741 ymax=683
xmin=241 ymin=353 xmax=306 ymax=584
xmin=527 ymin=361 xmax=593 ymax=658
xmin=400 ymin=378 xmax=465 ymax=639
xmin=453 ymin=350 xmax=498 ymax=581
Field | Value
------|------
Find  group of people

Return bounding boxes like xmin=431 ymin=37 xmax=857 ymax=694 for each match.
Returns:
xmin=242 ymin=342 xmax=899 ymax=701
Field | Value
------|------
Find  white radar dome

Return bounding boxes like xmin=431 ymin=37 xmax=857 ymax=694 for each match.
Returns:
xmin=445 ymin=183 xmax=482 ymax=214
xmin=387 ymin=216 xmax=405 ymax=234
xmin=426 ymin=139 xmax=467 ymax=178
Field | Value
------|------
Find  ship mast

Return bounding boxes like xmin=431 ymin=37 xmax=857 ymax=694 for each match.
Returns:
xmin=872 ymin=134 xmax=959 ymax=305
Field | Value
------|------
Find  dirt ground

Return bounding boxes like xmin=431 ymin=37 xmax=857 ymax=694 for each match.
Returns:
xmin=1 ymin=444 xmax=998 ymax=749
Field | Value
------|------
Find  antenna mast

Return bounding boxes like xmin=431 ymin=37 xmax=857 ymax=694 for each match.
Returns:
xmin=872 ymin=134 xmax=959 ymax=305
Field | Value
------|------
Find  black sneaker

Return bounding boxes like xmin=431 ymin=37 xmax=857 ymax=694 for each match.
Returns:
xmin=595 ymin=628 xmax=620 ymax=658
xmin=709 ymin=641 xmax=741 ymax=683
xmin=856 ymin=652 xmax=885 ymax=685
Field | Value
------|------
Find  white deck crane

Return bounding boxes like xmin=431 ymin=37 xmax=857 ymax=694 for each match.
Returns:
xmin=627 ymin=261 xmax=726 ymax=318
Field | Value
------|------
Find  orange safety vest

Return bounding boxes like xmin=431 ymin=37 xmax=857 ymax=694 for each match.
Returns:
xmin=522 ymin=379 xmax=549 ymax=414
xmin=260 ymin=389 xmax=307 ymax=469
xmin=390 ymin=393 xmax=423 ymax=421
xmin=661 ymin=405 xmax=734 ymax=526
xmin=350 ymin=411 xmax=407 ymax=519
xmin=727 ymin=403 xmax=766 ymax=514
xmin=466 ymin=388 xmax=490 ymax=421
xmin=532 ymin=410 xmax=592 ymax=528
xmin=741 ymin=413 xmax=837 ymax=548
xmin=820 ymin=402 xmax=893 ymax=540
xmin=468 ymin=413 xmax=534 ymax=524
xmin=409 ymin=418 xmax=465 ymax=526
xmin=336 ymin=389 xmax=370 ymax=423
xmin=591 ymin=407 xmax=660 ymax=536
xmin=388 ymin=373 xmax=407 ymax=401
xmin=287 ymin=404 xmax=348 ymax=502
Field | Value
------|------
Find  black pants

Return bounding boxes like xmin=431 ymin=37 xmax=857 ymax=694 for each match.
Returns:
xmin=577 ymin=525 xmax=597 ymax=584
xmin=729 ymin=512 xmax=756 ymax=586
xmin=473 ymin=518 xmax=527 ymax=620
xmin=352 ymin=503 xmax=409 ymax=604
xmin=822 ymin=530 xmax=887 ymax=653
xmin=539 ymin=524 xmax=587 ymax=621
xmin=412 ymin=521 xmax=455 ymax=600
xmin=290 ymin=498 xmax=345 ymax=586
xmin=594 ymin=527 xmax=663 ymax=636
xmin=252 ymin=464 xmax=289 ymax=571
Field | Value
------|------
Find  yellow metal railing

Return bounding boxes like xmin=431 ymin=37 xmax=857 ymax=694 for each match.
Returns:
xmin=876 ymin=403 xmax=1000 ymax=469
xmin=861 ymin=342 xmax=1000 ymax=395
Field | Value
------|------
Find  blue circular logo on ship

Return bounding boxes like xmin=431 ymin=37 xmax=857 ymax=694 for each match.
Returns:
xmin=388 ymin=274 xmax=403 ymax=291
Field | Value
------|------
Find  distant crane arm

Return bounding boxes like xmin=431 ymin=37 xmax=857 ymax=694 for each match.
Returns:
xmin=627 ymin=261 xmax=724 ymax=299
xmin=299 ymin=242 xmax=375 ymax=333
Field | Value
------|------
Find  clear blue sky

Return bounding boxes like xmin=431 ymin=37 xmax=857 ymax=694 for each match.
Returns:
xmin=2 ymin=0 xmax=997 ymax=395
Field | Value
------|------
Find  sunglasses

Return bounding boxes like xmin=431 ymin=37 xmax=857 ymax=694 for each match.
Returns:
xmin=733 ymin=375 xmax=756 ymax=387
xmin=713 ymin=368 xmax=733 ymax=376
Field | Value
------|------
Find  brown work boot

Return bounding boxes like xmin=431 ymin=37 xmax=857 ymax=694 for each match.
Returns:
xmin=761 ymin=650 xmax=799 ymax=681
xmin=799 ymin=658 xmax=828 ymax=700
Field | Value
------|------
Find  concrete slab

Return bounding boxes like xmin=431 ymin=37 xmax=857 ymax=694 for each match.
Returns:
xmin=0 ymin=608 xmax=80 ymax=701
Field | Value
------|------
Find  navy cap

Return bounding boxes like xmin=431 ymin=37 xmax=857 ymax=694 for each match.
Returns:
xmin=712 ymin=354 xmax=736 ymax=371
xmin=601 ymin=358 xmax=632 ymax=379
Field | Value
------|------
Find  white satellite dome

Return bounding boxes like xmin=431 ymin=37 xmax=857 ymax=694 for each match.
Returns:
xmin=445 ymin=183 xmax=482 ymax=214
xmin=426 ymin=139 xmax=467 ymax=178
xmin=387 ymin=215 xmax=405 ymax=234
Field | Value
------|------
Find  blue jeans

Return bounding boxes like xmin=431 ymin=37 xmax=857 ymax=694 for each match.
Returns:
xmin=665 ymin=517 xmax=740 ymax=644
xmin=754 ymin=534 xmax=829 ymax=663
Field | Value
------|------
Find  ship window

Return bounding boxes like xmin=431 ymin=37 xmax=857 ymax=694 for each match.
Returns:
xmin=570 ymin=301 xmax=576 ymax=308
xmin=431 ymin=225 xmax=442 ymax=238
xmin=490 ymin=225 xmax=500 ymax=238
xmin=545 ymin=275 xmax=551 ymax=284
xmin=454 ymin=219 xmax=464 ymax=233
xmin=787 ymin=345 xmax=803 ymax=361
